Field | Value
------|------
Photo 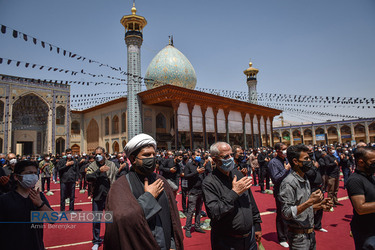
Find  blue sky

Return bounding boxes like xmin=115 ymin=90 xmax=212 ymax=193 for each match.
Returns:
xmin=0 ymin=0 xmax=374 ymax=123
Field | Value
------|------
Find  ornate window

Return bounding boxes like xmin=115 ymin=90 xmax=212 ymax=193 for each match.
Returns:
xmin=56 ymin=106 xmax=66 ymax=125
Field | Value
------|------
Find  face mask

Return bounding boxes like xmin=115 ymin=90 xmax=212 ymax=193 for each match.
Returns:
xmin=195 ymin=156 xmax=201 ymax=162
xmin=237 ymin=155 xmax=244 ymax=162
xmin=137 ymin=157 xmax=156 ymax=176
xmin=83 ymin=154 xmax=87 ymax=157
xmin=364 ymin=161 xmax=375 ymax=175
xmin=9 ymin=159 xmax=17 ymax=165
xmin=67 ymin=154 xmax=72 ymax=159
xmin=345 ymin=151 xmax=349 ymax=155
xmin=62 ymin=155 xmax=67 ymax=159
xmin=175 ymin=158 xmax=181 ymax=163
xmin=331 ymin=150 xmax=336 ymax=154
xmin=318 ymin=149 xmax=322 ymax=152
xmin=282 ymin=150 xmax=287 ymax=156
xmin=18 ymin=174 xmax=39 ymax=189
xmin=95 ymin=154 xmax=104 ymax=162
xmin=0 ymin=159 xmax=5 ymax=165
xmin=299 ymin=160 xmax=314 ymax=173
xmin=219 ymin=157 xmax=235 ymax=172
xmin=45 ymin=158 xmax=50 ymax=161
xmin=183 ymin=156 xmax=188 ymax=161
xmin=263 ymin=150 xmax=266 ymax=153
xmin=119 ymin=157 xmax=124 ymax=161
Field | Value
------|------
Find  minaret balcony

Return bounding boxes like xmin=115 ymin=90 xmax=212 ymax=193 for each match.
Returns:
xmin=125 ymin=30 xmax=143 ymax=38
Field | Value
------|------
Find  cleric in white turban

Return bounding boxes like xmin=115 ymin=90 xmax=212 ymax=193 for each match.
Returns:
xmin=104 ymin=133 xmax=184 ymax=250
xmin=124 ymin=133 xmax=157 ymax=158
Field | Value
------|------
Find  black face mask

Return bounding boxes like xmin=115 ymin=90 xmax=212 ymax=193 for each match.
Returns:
xmin=308 ymin=152 xmax=314 ymax=159
xmin=299 ymin=160 xmax=314 ymax=173
xmin=237 ymin=155 xmax=244 ymax=162
xmin=183 ymin=156 xmax=188 ymax=161
xmin=364 ymin=161 xmax=375 ymax=175
xmin=175 ymin=158 xmax=181 ymax=163
xmin=136 ymin=157 xmax=156 ymax=176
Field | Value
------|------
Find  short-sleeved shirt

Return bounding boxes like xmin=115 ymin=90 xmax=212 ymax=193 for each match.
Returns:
xmin=346 ymin=170 xmax=375 ymax=237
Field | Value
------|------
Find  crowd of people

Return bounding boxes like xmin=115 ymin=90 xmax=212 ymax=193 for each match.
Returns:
xmin=0 ymin=136 xmax=374 ymax=250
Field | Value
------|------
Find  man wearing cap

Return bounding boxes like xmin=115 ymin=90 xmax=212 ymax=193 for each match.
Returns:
xmin=104 ymin=134 xmax=183 ymax=250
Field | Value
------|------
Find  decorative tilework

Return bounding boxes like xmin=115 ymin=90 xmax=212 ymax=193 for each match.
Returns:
xmin=145 ymin=45 xmax=197 ymax=90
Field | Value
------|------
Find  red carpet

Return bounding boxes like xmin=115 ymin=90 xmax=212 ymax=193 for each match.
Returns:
xmin=43 ymin=179 xmax=355 ymax=249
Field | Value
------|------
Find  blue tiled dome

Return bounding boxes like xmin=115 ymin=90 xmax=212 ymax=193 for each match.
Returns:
xmin=145 ymin=45 xmax=197 ymax=90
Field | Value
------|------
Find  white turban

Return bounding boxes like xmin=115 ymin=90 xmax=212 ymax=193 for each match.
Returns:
xmin=124 ymin=133 xmax=157 ymax=158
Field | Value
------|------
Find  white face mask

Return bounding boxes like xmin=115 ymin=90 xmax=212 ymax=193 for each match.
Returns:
xmin=331 ymin=150 xmax=336 ymax=154
xmin=9 ymin=159 xmax=17 ymax=165
xmin=19 ymin=174 xmax=39 ymax=189
xmin=282 ymin=150 xmax=287 ymax=156
xmin=67 ymin=154 xmax=72 ymax=159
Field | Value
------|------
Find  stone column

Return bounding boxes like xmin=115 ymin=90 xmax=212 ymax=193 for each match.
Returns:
xmin=201 ymin=105 xmax=208 ymax=150
xmin=213 ymin=107 xmax=219 ymax=143
xmin=224 ymin=110 xmax=230 ymax=144
xmin=250 ymin=114 xmax=255 ymax=147
xmin=241 ymin=113 xmax=247 ymax=149
xmin=312 ymin=126 xmax=316 ymax=145
xmin=337 ymin=124 xmax=342 ymax=144
xmin=300 ymin=127 xmax=304 ymax=144
xmin=350 ymin=123 xmax=355 ymax=142
xmin=257 ymin=114 xmax=262 ymax=147
xmin=172 ymin=101 xmax=180 ymax=150
xmin=188 ymin=103 xmax=194 ymax=150
xmin=289 ymin=128 xmax=294 ymax=145
xmin=269 ymin=116 xmax=274 ymax=147
xmin=365 ymin=121 xmax=370 ymax=144
xmin=264 ymin=116 xmax=268 ymax=147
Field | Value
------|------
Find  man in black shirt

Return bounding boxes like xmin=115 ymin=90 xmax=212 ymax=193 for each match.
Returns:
xmin=340 ymin=149 xmax=352 ymax=189
xmin=184 ymin=150 xmax=207 ymax=238
xmin=159 ymin=152 xmax=183 ymax=196
xmin=233 ymin=145 xmax=249 ymax=176
xmin=180 ymin=151 xmax=190 ymax=215
xmin=305 ymin=147 xmax=328 ymax=233
xmin=203 ymin=142 xmax=262 ymax=250
xmin=57 ymin=148 xmax=79 ymax=211
xmin=258 ymin=148 xmax=271 ymax=194
xmin=347 ymin=146 xmax=375 ymax=250
xmin=324 ymin=146 xmax=342 ymax=206
xmin=0 ymin=160 xmax=53 ymax=250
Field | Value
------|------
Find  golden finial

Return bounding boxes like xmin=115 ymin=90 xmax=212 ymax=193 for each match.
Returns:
xmin=131 ymin=2 xmax=137 ymax=15
xmin=249 ymin=62 xmax=253 ymax=67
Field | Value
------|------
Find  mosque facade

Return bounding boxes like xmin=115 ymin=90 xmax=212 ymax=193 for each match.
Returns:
xmin=0 ymin=4 xmax=283 ymax=155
